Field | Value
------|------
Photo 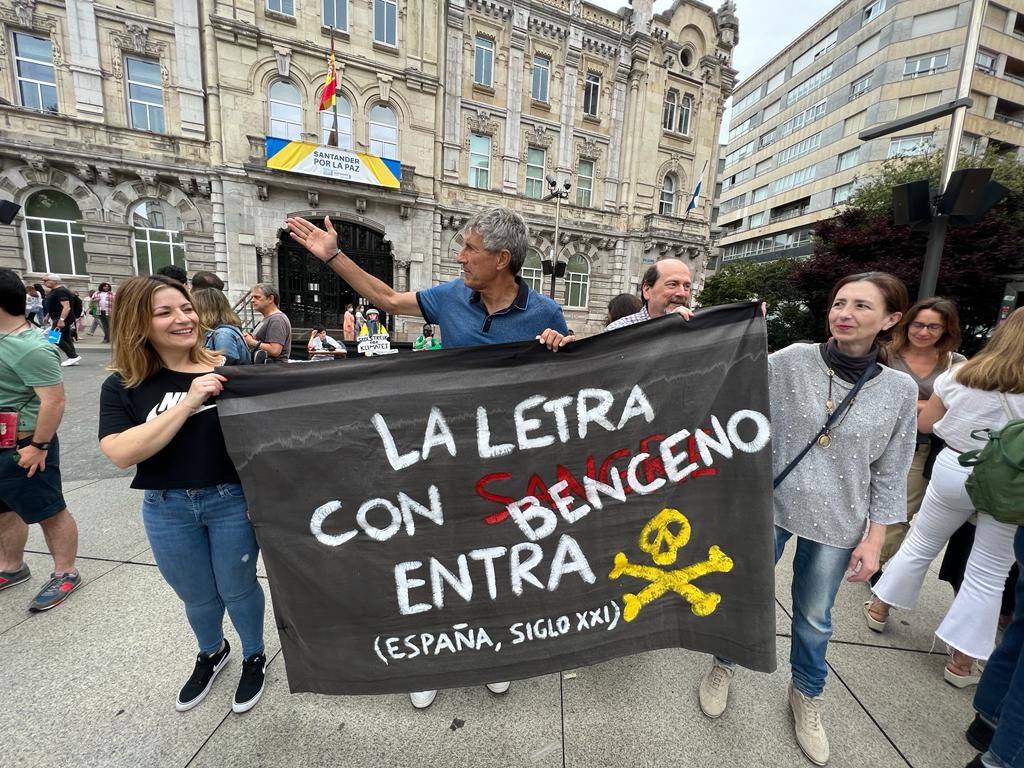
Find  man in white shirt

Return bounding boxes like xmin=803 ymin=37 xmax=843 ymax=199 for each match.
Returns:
xmin=307 ymin=327 xmax=346 ymax=361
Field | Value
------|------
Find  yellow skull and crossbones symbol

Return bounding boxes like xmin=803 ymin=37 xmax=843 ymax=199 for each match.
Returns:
xmin=609 ymin=508 xmax=733 ymax=622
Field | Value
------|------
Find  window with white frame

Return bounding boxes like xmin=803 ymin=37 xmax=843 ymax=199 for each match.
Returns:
xmin=759 ymin=128 xmax=776 ymax=149
xmin=532 ymin=55 xmax=550 ymax=102
xmin=897 ymin=91 xmax=941 ymax=118
xmin=850 ymin=71 xmax=873 ymax=100
xmin=583 ymin=73 xmax=601 ymax=117
xmin=323 ymin=0 xmax=348 ymax=30
xmin=24 ymin=190 xmax=86 ymax=275
xmin=678 ymin=94 xmax=692 ymax=135
xmin=763 ymin=99 xmax=781 ymax=120
xmin=319 ymin=92 xmax=353 ymax=148
xmin=269 ymin=80 xmax=303 ymax=140
xmin=127 ymin=57 xmax=165 ymax=133
xmin=961 ymin=133 xmax=982 ymax=156
xmin=752 ymin=184 xmax=769 ymax=203
xmin=374 ymin=0 xmax=397 ymax=45
xmin=719 ymin=194 xmax=746 ymax=214
xmin=521 ymin=251 xmax=543 ymax=293
xmin=904 ymin=51 xmax=949 ymax=79
xmin=722 ymin=165 xmax=753 ymax=191
xmin=131 ymin=200 xmax=186 ymax=275
xmin=788 ymin=64 xmax=833 ymax=103
xmin=724 ymin=139 xmax=755 ymax=167
xmin=777 ymin=132 xmax=822 ymax=165
xmin=863 ymin=0 xmax=886 ymax=24
xmin=525 ymin=147 xmax=545 ymax=199
xmin=474 ymin=37 xmax=494 ymax=87
xmin=563 ymin=254 xmax=590 ymax=308
xmin=833 ymin=183 xmax=855 ymax=204
xmin=766 ymin=70 xmax=785 ymax=93
xmin=912 ymin=7 xmax=957 ymax=37
xmin=369 ymin=104 xmax=398 ymax=159
xmin=13 ymin=33 xmax=57 ymax=113
xmin=857 ymin=33 xmax=881 ymax=63
xmin=976 ymin=49 xmax=997 ymax=74
xmin=749 ymin=210 xmax=767 ymax=227
xmin=659 ymin=174 xmax=676 ymax=215
xmin=728 ymin=116 xmax=752 ymax=142
xmin=837 ymin=146 xmax=860 ymax=171
xmin=469 ymin=134 xmax=491 ymax=189
xmin=267 ymin=0 xmax=294 ymax=15
xmin=772 ymin=165 xmax=816 ymax=194
xmin=888 ymin=134 xmax=931 ymax=157
xmin=732 ymin=87 xmax=761 ymax=115
xmin=779 ymin=99 xmax=826 ymax=137
xmin=663 ymin=90 xmax=678 ymax=131
xmin=576 ymin=159 xmax=594 ymax=207
xmin=792 ymin=29 xmax=837 ymax=75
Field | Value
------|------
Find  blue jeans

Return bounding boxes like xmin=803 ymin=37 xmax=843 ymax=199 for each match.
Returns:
xmin=975 ymin=527 xmax=1024 ymax=768
xmin=142 ymin=484 xmax=265 ymax=658
xmin=720 ymin=526 xmax=853 ymax=698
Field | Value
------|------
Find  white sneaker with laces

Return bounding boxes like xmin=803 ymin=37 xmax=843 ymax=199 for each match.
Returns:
xmin=409 ymin=690 xmax=437 ymax=709
xmin=485 ymin=681 xmax=510 ymax=694
xmin=698 ymin=658 xmax=735 ymax=718
xmin=60 ymin=356 xmax=82 ymax=367
xmin=788 ymin=681 xmax=829 ymax=766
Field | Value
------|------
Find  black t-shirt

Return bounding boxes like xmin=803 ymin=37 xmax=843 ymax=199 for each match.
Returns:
xmin=98 ymin=368 xmax=240 ymax=490
xmin=45 ymin=286 xmax=77 ymax=320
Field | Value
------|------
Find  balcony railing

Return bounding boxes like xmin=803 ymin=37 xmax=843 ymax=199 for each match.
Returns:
xmin=769 ymin=206 xmax=810 ymax=224
xmin=995 ymin=113 xmax=1024 ymax=129
xmin=1005 ymin=72 xmax=1024 ymax=87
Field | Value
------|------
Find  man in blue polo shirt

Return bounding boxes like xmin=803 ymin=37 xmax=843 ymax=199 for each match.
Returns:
xmin=285 ymin=205 xmax=571 ymax=709
xmin=285 ymin=207 xmax=571 ymax=351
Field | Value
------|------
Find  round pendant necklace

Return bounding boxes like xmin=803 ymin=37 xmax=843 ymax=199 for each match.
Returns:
xmin=819 ymin=368 xmax=856 ymax=449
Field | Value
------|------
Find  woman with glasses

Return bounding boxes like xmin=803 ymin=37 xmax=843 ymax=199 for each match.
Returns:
xmin=873 ymin=298 xmax=964 ymax=579
xmin=865 ymin=308 xmax=1024 ymax=689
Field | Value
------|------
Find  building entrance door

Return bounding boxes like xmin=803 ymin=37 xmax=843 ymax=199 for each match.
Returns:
xmin=276 ymin=218 xmax=394 ymax=330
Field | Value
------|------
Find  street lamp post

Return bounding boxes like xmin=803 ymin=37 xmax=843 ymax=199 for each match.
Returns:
xmin=543 ymin=174 xmax=571 ymax=300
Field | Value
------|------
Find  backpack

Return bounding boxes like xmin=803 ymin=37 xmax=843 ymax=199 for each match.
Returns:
xmin=71 ymin=292 xmax=83 ymax=320
xmin=958 ymin=393 xmax=1024 ymax=525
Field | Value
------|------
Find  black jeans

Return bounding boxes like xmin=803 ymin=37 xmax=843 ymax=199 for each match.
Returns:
xmin=51 ymin=320 xmax=77 ymax=359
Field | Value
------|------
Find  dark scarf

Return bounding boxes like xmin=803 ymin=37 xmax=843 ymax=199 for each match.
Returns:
xmin=820 ymin=340 xmax=882 ymax=384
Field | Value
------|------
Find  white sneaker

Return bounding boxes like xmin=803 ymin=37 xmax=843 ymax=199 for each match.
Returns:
xmin=485 ymin=681 xmax=510 ymax=694
xmin=60 ymin=356 xmax=82 ymax=366
xmin=698 ymin=658 xmax=735 ymax=718
xmin=409 ymin=690 xmax=437 ymax=709
xmin=788 ymin=681 xmax=829 ymax=766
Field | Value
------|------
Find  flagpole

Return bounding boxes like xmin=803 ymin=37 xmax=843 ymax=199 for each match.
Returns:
xmin=330 ymin=26 xmax=339 ymax=148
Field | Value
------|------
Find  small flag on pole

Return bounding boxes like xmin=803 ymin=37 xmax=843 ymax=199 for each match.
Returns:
xmin=319 ymin=31 xmax=339 ymax=146
xmin=687 ymin=159 xmax=709 ymax=214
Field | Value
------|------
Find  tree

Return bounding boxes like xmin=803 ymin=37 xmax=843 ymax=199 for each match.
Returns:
xmin=698 ymin=258 xmax=819 ymax=350
xmin=798 ymin=148 xmax=1024 ymax=353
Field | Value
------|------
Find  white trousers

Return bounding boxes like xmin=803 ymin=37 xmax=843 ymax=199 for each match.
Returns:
xmin=872 ymin=448 xmax=1016 ymax=660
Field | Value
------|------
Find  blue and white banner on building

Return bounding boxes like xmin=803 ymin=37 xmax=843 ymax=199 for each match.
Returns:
xmin=265 ymin=136 xmax=401 ymax=189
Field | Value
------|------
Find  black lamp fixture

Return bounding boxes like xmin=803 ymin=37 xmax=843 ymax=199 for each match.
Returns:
xmin=542 ymin=174 xmax=572 ymax=299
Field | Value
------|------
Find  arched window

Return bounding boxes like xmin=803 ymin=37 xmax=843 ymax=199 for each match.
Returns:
xmin=320 ymin=91 xmax=353 ymax=149
xmin=132 ymin=200 xmax=185 ymax=275
xmin=369 ymin=104 xmax=398 ymax=160
xmin=269 ymin=81 xmax=303 ymax=140
xmin=659 ymin=174 xmax=676 ymax=216
xmin=563 ymin=254 xmax=590 ymax=308
xmin=678 ymin=95 xmax=693 ymax=135
xmin=663 ymin=90 xmax=678 ymax=131
xmin=24 ymin=190 xmax=86 ymax=274
xmin=520 ymin=250 xmax=543 ymax=294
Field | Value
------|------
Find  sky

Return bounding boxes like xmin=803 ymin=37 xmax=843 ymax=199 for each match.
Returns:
xmin=589 ymin=0 xmax=839 ymax=140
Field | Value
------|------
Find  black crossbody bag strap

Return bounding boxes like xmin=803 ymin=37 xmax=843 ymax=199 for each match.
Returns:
xmin=773 ymin=363 xmax=876 ymax=490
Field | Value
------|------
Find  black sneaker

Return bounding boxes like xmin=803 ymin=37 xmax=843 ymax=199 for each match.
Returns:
xmin=966 ymin=714 xmax=995 ymax=752
xmin=233 ymin=652 xmax=267 ymax=713
xmin=176 ymin=639 xmax=231 ymax=712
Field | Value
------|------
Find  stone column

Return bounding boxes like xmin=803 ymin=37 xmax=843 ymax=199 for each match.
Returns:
xmin=556 ymin=27 xmax=583 ymax=177
xmin=442 ymin=0 xmax=466 ymax=183
xmin=604 ymin=53 xmax=630 ymax=212
xmin=173 ymin=0 xmax=206 ymax=139
xmin=502 ymin=8 xmax=528 ymax=194
xmin=65 ymin=0 xmax=105 ymax=120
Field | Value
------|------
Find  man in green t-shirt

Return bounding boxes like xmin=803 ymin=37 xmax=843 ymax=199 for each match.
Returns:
xmin=0 ymin=268 xmax=82 ymax=612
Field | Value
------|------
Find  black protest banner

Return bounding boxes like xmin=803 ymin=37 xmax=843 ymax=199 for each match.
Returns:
xmin=217 ymin=302 xmax=776 ymax=695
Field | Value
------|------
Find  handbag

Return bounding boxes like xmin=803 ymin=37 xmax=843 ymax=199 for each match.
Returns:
xmin=773 ymin=363 xmax=876 ymax=489
xmin=46 ymin=328 xmax=61 ymax=344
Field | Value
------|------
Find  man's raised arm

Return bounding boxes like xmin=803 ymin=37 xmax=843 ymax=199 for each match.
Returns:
xmin=286 ymin=215 xmax=422 ymax=318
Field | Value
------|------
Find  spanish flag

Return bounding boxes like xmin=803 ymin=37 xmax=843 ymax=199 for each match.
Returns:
xmin=319 ymin=44 xmax=337 ymax=112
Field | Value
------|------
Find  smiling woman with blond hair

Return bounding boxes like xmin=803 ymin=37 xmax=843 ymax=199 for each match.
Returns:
xmin=98 ymin=275 xmax=267 ymax=715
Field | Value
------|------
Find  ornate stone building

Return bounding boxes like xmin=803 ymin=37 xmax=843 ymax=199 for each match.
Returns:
xmin=0 ymin=0 xmax=737 ymax=339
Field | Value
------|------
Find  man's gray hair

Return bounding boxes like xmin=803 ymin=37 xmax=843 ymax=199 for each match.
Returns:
xmin=253 ymin=283 xmax=280 ymax=305
xmin=465 ymin=207 xmax=529 ymax=275
xmin=44 ymin=274 xmax=62 ymax=285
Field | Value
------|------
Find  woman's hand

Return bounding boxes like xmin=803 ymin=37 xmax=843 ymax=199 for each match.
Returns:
xmin=846 ymin=537 xmax=882 ymax=583
xmin=183 ymin=373 xmax=226 ymax=411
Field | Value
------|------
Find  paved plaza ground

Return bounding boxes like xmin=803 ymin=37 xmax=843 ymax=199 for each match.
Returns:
xmin=1 ymin=340 xmax=984 ymax=768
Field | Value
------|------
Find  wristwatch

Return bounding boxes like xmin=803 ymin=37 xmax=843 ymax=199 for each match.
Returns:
xmin=30 ymin=440 xmax=51 ymax=450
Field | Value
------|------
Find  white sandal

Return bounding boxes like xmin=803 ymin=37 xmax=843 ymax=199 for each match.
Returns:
xmin=863 ymin=600 xmax=888 ymax=633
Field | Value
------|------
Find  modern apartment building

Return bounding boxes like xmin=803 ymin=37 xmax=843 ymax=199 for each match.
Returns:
xmin=715 ymin=0 xmax=1024 ymax=268
xmin=0 ymin=0 xmax=738 ymax=338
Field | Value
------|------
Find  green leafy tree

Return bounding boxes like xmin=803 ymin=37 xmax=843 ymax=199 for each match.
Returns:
xmin=698 ymin=258 xmax=819 ymax=350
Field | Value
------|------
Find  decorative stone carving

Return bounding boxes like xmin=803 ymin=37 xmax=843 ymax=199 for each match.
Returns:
xmin=196 ymin=179 xmax=212 ymax=197
xmin=13 ymin=0 xmax=35 ymax=27
xmin=74 ymin=163 xmax=96 ymax=183
xmin=274 ymin=46 xmax=291 ymax=78
xmin=23 ymin=153 xmax=47 ymax=173
xmin=526 ymin=123 xmax=553 ymax=149
xmin=138 ymin=170 xmax=158 ymax=188
xmin=377 ymin=73 xmax=393 ymax=103
xmin=126 ymin=23 xmax=149 ymax=52
xmin=466 ymin=108 xmax=497 ymax=137
xmin=257 ymin=184 xmax=269 ymax=201
xmin=577 ymin=136 xmax=602 ymax=160
xmin=109 ymin=29 xmax=166 ymax=79
xmin=307 ymin=190 xmax=319 ymax=208
xmin=178 ymin=176 xmax=196 ymax=194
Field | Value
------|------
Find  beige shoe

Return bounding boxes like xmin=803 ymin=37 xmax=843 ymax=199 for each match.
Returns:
xmin=698 ymin=658 xmax=736 ymax=718
xmin=788 ymin=681 xmax=829 ymax=766
xmin=863 ymin=599 xmax=889 ymax=633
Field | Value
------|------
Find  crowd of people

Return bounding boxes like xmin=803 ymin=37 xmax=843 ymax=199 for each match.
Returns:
xmin=0 ymin=205 xmax=1022 ymax=768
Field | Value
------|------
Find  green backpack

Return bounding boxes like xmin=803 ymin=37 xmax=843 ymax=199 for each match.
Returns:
xmin=958 ymin=395 xmax=1024 ymax=526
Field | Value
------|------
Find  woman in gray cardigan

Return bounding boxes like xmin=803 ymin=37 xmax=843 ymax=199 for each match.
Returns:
xmin=698 ymin=272 xmax=918 ymax=767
